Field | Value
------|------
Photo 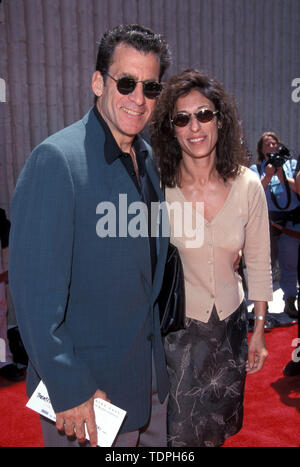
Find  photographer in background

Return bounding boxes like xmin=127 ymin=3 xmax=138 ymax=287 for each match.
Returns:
xmin=251 ymin=132 xmax=300 ymax=319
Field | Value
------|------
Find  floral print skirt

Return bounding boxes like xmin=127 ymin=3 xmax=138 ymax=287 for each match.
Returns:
xmin=164 ymin=301 xmax=248 ymax=447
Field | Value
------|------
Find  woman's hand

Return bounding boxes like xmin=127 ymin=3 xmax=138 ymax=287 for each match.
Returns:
xmin=246 ymin=326 xmax=268 ymax=374
xmin=246 ymin=301 xmax=268 ymax=374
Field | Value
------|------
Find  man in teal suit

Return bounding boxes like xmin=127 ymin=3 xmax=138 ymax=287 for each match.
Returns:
xmin=9 ymin=25 xmax=171 ymax=447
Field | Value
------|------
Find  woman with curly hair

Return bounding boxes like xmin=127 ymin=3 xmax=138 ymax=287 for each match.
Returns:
xmin=151 ymin=69 xmax=273 ymax=447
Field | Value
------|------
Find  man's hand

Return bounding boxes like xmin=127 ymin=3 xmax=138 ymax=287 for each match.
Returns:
xmin=55 ymin=389 xmax=109 ymax=447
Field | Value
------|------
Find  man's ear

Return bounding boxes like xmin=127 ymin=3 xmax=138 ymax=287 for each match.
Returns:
xmin=91 ymin=71 xmax=104 ymax=98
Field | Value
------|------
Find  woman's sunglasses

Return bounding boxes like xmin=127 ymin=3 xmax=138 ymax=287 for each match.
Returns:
xmin=172 ymin=109 xmax=219 ymax=127
xmin=106 ymin=73 xmax=162 ymax=99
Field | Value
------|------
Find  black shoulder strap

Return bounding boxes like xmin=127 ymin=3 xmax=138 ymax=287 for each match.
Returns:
xmin=256 ymin=163 xmax=262 ymax=177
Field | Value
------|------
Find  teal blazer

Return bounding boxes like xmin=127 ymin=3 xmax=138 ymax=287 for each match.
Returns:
xmin=9 ymin=109 xmax=169 ymax=433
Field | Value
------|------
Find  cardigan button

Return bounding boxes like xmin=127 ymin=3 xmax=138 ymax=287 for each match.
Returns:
xmin=147 ymin=333 xmax=154 ymax=341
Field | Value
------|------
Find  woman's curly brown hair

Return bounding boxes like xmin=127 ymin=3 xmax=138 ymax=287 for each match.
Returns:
xmin=150 ymin=69 xmax=248 ymax=187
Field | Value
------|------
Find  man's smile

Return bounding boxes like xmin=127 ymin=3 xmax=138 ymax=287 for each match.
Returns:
xmin=121 ymin=106 xmax=144 ymax=116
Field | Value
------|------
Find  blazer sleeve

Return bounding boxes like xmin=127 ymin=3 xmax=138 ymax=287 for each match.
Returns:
xmin=9 ymin=143 xmax=98 ymax=412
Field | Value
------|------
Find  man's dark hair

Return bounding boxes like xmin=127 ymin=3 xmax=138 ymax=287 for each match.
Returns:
xmin=95 ymin=24 xmax=171 ymax=82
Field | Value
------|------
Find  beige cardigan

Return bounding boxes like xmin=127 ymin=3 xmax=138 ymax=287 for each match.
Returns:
xmin=166 ymin=166 xmax=273 ymax=323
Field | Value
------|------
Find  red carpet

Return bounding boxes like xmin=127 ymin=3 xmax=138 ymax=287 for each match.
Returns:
xmin=224 ymin=324 xmax=300 ymax=447
xmin=0 ymin=324 xmax=299 ymax=447
xmin=0 ymin=378 xmax=43 ymax=447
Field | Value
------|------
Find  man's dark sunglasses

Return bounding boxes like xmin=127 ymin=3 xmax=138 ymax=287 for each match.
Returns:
xmin=172 ymin=109 xmax=219 ymax=127
xmin=106 ymin=73 xmax=162 ymax=99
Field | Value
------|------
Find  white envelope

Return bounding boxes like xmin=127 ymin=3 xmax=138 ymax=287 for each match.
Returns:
xmin=26 ymin=380 xmax=127 ymax=447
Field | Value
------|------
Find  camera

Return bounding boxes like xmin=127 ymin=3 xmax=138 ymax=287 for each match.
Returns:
xmin=266 ymin=145 xmax=291 ymax=168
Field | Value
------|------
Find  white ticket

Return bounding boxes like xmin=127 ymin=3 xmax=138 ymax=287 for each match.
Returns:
xmin=26 ymin=380 xmax=127 ymax=447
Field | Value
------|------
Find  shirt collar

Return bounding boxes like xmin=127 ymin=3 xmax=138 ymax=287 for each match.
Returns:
xmin=93 ymin=105 xmax=149 ymax=165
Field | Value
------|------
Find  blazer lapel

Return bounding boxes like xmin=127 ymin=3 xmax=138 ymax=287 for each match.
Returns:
xmin=83 ymin=109 xmax=153 ymax=288
xmin=84 ymin=109 xmax=167 ymax=297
